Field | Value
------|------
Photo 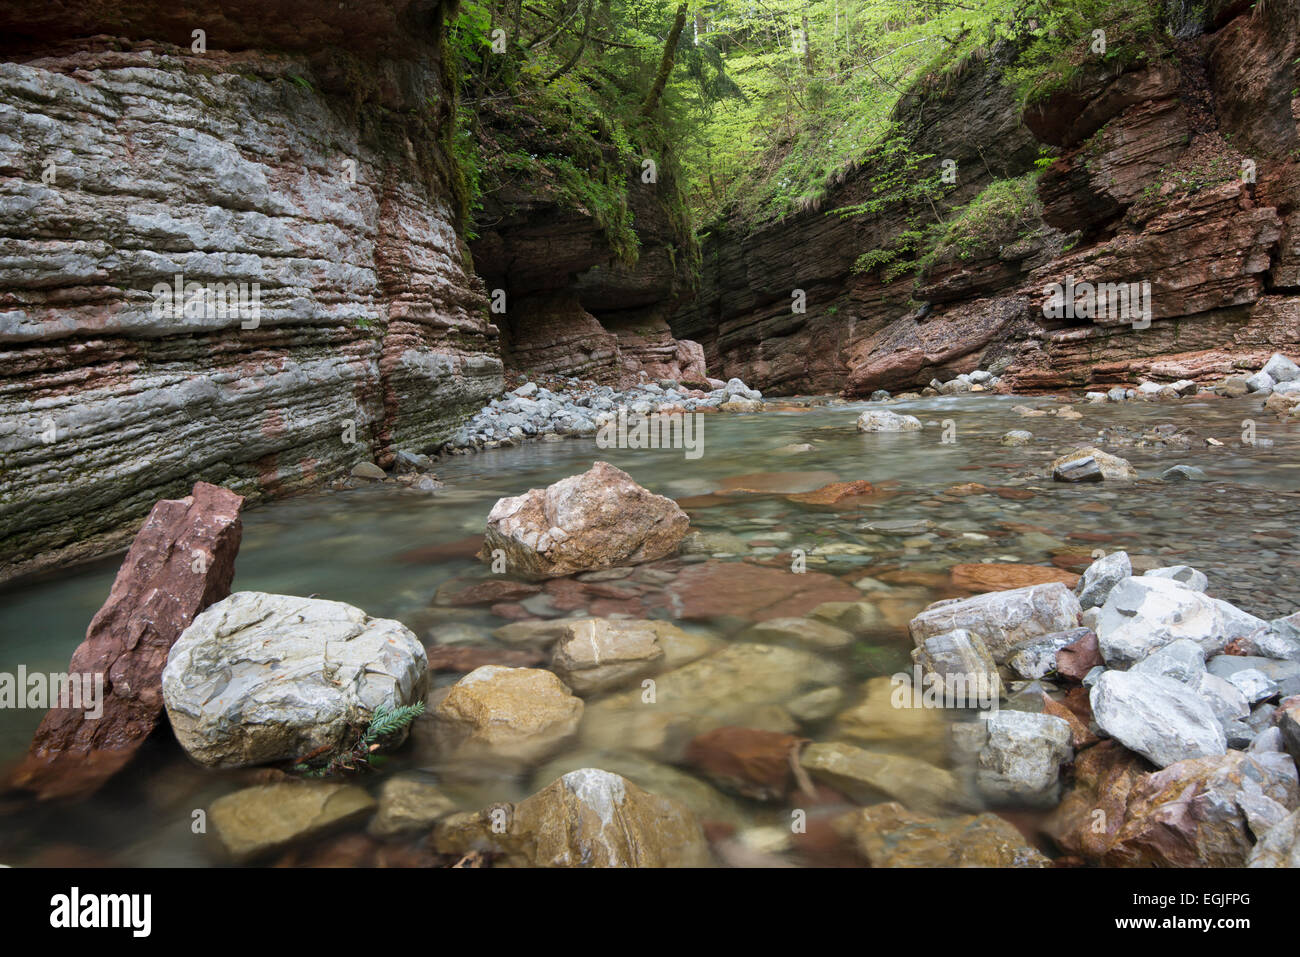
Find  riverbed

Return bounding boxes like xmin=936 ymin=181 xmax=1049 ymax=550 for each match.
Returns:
xmin=2 ymin=390 xmax=1298 ymax=865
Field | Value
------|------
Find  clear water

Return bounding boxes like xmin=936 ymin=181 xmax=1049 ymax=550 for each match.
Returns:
xmin=2 ymin=392 xmax=1298 ymax=865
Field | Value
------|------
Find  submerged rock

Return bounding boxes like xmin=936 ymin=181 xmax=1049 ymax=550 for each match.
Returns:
xmin=162 ymin=592 xmax=428 ymax=769
xmin=549 ymin=619 xmax=665 ymax=695
xmin=579 ymin=643 xmax=842 ymax=761
xmin=833 ymin=802 xmax=1050 ymax=867
xmin=210 ymin=782 xmax=376 ymax=864
xmin=432 ymin=768 xmax=713 ymax=867
xmin=856 ymin=409 xmax=923 ymax=432
xmin=429 ymin=666 xmax=583 ymax=769
xmin=479 ymin=461 xmax=689 ymax=579
xmin=368 ymin=775 xmax=458 ymax=839
xmin=685 ymin=726 xmax=803 ymax=801
xmin=801 ymin=741 xmax=969 ymax=813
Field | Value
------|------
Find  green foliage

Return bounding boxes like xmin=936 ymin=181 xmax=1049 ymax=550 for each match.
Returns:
xmin=446 ymin=0 xmax=710 ymax=266
xmin=916 ymin=171 xmax=1042 ymax=269
xmin=291 ymin=701 xmax=426 ymax=778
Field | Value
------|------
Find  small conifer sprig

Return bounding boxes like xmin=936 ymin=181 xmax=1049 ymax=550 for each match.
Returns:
xmin=291 ymin=701 xmax=426 ymax=778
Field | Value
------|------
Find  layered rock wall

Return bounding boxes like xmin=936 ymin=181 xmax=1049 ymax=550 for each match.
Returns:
xmin=674 ymin=4 xmax=1300 ymax=397
xmin=0 ymin=3 xmax=502 ymax=581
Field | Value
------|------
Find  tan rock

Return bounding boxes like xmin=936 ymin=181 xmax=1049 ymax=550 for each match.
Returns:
xmin=580 ymin=643 xmax=841 ymax=761
xmin=432 ymin=768 xmax=713 ymax=867
xmin=832 ymin=676 xmax=949 ymax=764
xmin=210 ymin=782 xmax=376 ymax=863
xmin=802 ymin=741 xmax=970 ymax=813
xmin=550 ymin=619 xmax=665 ymax=695
xmin=431 ymin=666 xmax=583 ymax=769
xmin=479 ymin=461 xmax=689 ymax=579
xmin=834 ymin=801 xmax=1050 ymax=867
xmin=367 ymin=775 xmax=459 ymax=838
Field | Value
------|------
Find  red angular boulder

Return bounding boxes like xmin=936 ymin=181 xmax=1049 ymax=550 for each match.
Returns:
xmin=8 ymin=482 xmax=244 ymax=800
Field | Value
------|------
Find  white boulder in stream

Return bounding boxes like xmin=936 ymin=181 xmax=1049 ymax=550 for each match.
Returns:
xmin=909 ymin=582 xmax=1081 ymax=663
xmin=1090 ymin=670 xmax=1227 ymax=768
xmin=856 ymin=409 xmax=922 ymax=432
xmin=479 ymin=461 xmax=689 ymax=579
xmin=162 ymin=593 xmax=428 ymax=768
xmin=1095 ymin=576 xmax=1265 ymax=666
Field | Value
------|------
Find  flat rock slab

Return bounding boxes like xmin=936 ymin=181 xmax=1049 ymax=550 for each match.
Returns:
xmin=210 ymin=782 xmax=376 ymax=863
xmin=648 ymin=560 xmax=861 ymax=621
xmin=950 ymin=563 xmax=1080 ymax=592
xmin=10 ymin=482 xmax=243 ymax=801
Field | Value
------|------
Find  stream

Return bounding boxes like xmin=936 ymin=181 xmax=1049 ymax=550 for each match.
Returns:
xmin=2 ymin=391 xmax=1299 ymax=866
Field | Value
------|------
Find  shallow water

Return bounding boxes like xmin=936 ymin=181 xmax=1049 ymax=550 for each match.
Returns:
xmin=2 ymin=391 xmax=1299 ymax=865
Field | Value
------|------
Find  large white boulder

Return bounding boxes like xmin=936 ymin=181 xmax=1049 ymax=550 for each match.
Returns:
xmin=162 ymin=592 xmax=428 ymax=768
xmin=1090 ymin=670 xmax=1227 ymax=768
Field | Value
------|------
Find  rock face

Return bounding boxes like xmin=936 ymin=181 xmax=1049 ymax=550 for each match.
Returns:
xmin=1090 ymin=670 xmax=1227 ymax=768
xmin=671 ymin=39 xmax=1040 ymax=395
xmin=479 ymin=462 xmax=689 ymax=579
xmin=430 ymin=666 xmax=584 ymax=769
xmin=0 ymin=10 xmax=503 ymax=580
xmin=10 ymin=482 xmax=243 ymax=800
xmin=162 ymin=592 xmax=428 ymax=768
xmin=671 ymin=2 xmax=1300 ymax=397
xmin=432 ymin=768 xmax=713 ymax=867
xmin=909 ymin=582 xmax=1082 ymax=663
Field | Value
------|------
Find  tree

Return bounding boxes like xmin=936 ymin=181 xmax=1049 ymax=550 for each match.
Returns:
xmin=642 ymin=2 xmax=690 ymax=114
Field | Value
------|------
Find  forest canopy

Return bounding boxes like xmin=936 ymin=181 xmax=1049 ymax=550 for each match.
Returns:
xmin=447 ymin=0 xmax=1167 ymax=232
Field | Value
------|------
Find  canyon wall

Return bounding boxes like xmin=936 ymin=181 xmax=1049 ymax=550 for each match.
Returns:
xmin=0 ymin=1 xmax=502 ymax=582
xmin=469 ymin=107 xmax=708 ymax=388
xmin=674 ymin=3 xmax=1300 ymax=397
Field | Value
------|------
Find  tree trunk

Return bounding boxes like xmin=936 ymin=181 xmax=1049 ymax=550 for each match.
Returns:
xmin=641 ymin=2 xmax=689 ymax=115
